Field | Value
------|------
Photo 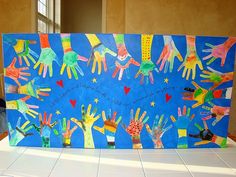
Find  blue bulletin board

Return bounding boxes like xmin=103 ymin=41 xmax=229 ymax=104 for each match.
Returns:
xmin=2 ymin=33 xmax=236 ymax=149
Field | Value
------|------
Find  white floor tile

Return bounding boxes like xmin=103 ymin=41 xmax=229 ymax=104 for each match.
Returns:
xmin=145 ymin=172 xmax=193 ymax=177
xmin=98 ymin=153 xmax=144 ymax=177
xmin=191 ymin=173 xmax=236 ymax=177
xmin=212 ymin=147 xmax=236 ymax=153
xmin=138 ymin=149 xmax=176 ymax=154
xmin=1 ymin=136 xmax=236 ymax=177
xmin=0 ymin=138 xmax=26 ymax=170
xmin=176 ymin=148 xmax=213 ymax=154
xmin=140 ymin=152 xmax=188 ymax=175
xmin=179 ymin=152 xmax=236 ymax=176
xmin=63 ymin=148 xmax=100 ymax=155
xmin=2 ymin=170 xmax=46 ymax=177
xmin=6 ymin=147 xmax=62 ymax=177
xmin=101 ymin=149 xmax=138 ymax=154
xmin=49 ymin=148 xmax=100 ymax=177
xmin=215 ymin=153 xmax=236 ymax=172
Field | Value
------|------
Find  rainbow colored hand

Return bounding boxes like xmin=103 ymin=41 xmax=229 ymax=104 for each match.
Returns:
xmin=34 ymin=34 xmax=59 ymax=78
xmin=178 ymin=36 xmax=203 ymax=80
xmin=60 ymin=34 xmax=88 ymax=80
xmin=183 ymin=81 xmax=232 ymax=108
xmin=146 ymin=114 xmax=172 ymax=148
xmin=33 ymin=112 xmax=58 ymax=147
xmin=4 ymin=58 xmax=30 ymax=86
xmin=59 ymin=118 xmax=78 ymax=147
xmin=94 ymin=109 xmax=122 ymax=148
xmin=8 ymin=117 xmax=33 ymax=146
xmin=5 ymin=78 xmax=51 ymax=100
xmin=135 ymin=35 xmax=158 ymax=84
xmin=112 ymin=34 xmax=140 ymax=80
xmin=157 ymin=36 xmax=183 ymax=73
xmin=6 ymin=96 xmax=39 ymax=120
xmin=200 ymin=67 xmax=233 ymax=90
xmin=203 ymin=37 xmax=236 ymax=66
xmin=86 ymin=34 xmax=116 ymax=75
xmin=3 ymin=36 xmax=38 ymax=66
xmin=201 ymin=102 xmax=230 ymax=126
xmin=122 ymin=108 xmax=149 ymax=149
xmin=189 ymin=120 xmax=226 ymax=147
xmin=71 ymin=104 xmax=100 ymax=148
xmin=170 ymin=106 xmax=195 ymax=148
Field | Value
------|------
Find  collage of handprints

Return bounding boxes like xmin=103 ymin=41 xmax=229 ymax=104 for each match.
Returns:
xmin=2 ymin=33 xmax=236 ymax=149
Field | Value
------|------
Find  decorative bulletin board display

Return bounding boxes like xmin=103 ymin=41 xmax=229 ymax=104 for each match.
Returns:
xmin=2 ymin=33 xmax=236 ymax=149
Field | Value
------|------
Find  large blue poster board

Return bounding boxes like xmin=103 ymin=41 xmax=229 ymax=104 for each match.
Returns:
xmin=2 ymin=33 xmax=236 ymax=149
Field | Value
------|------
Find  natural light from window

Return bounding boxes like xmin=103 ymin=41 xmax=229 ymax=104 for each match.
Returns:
xmin=37 ymin=0 xmax=60 ymax=33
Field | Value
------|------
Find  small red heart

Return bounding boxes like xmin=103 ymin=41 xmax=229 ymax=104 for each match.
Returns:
xmin=70 ymin=100 xmax=76 ymax=108
xmin=56 ymin=80 xmax=63 ymax=88
xmin=165 ymin=93 xmax=172 ymax=102
xmin=124 ymin=86 xmax=131 ymax=95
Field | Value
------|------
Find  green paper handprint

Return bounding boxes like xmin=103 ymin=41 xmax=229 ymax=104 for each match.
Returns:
xmin=6 ymin=96 xmax=39 ymax=120
xmin=34 ymin=34 xmax=59 ymax=78
xmin=60 ymin=34 xmax=88 ymax=80
xmin=8 ymin=117 xmax=34 ymax=146
xmin=135 ymin=35 xmax=158 ymax=84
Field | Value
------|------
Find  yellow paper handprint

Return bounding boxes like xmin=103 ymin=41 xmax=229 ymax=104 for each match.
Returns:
xmin=178 ymin=36 xmax=203 ymax=80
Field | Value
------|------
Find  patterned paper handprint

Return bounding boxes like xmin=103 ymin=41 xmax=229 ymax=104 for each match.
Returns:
xmin=60 ymin=34 xmax=88 ymax=80
xmin=71 ymin=104 xmax=100 ymax=148
xmin=122 ymin=108 xmax=149 ymax=149
xmin=203 ymin=37 xmax=236 ymax=66
xmin=189 ymin=120 xmax=227 ymax=148
xmin=3 ymin=35 xmax=38 ymax=66
xmin=86 ymin=34 xmax=116 ymax=75
xmin=146 ymin=114 xmax=172 ymax=148
xmin=34 ymin=34 xmax=59 ymax=78
xmin=183 ymin=81 xmax=232 ymax=108
xmin=32 ymin=112 xmax=58 ymax=147
xmin=8 ymin=117 xmax=33 ymax=146
xmin=58 ymin=118 xmax=78 ymax=147
xmin=5 ymin=77 xmax=51 ymax=100
xmin=94 ymin=109 xmax=122 ymax=148
xmin=200 ymin=67 xmax=233 ymax=90
xmin=201 ymin=102 xmax=230 ymax=126
xmin=178 ymin=36 xmax=203 ymax=80
xmin=112 ymin=34 xmax=140 ymax=80
xmin=170 ymin=106 xmax=195 ymax=148
xmin=6 ymin=96 xmax=39 ymax=119
xmin=4 ymin=57 xmax=30 ymax=86
xmin=157 ymin=35 xmax=183 ymax=73
xmin=135 ymin=35 xmax=158 ymax=84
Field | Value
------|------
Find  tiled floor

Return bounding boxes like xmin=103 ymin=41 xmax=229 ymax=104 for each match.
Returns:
xmin=0 ymin=138 xmax=236 ymax=177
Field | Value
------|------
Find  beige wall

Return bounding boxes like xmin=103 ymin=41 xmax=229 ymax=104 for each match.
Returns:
xmin=104 ymin=0 xmax=236 ymax=135
xmin=61 ymin=0 xmax=102 ymax=33
xmin=0 ymin=0 xmax=36 ymax=98
xmin=105 ymin=0 xmax=236 ymax=36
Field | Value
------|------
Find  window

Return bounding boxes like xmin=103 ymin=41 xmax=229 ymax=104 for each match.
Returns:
xmin=37 ymin=0 xmax=61 ymax=33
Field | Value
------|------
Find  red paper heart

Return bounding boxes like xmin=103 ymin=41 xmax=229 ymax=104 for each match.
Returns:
xmin=124 ymin=86 xmax=131 ymax=95
xmin=56 ymin=80 xmax=63 ymax=88
xmin=165 ymin=93 xmax=172 ymax=102
xmin=70 ymin=100 xmax=76 ymax=108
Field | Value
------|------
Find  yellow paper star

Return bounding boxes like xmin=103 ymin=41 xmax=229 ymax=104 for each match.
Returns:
xmin=92 ymin=78 xmax=97 ymax=83
xmin=94 ymin=98 xmax=99 ymax=104
xmin=164 ymin=78 xmax=169 ymax=84
xmin=150 ymin=101 xmax=155 ymax=107
xmin=56 ymin=110 xmax=61 ymax=115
